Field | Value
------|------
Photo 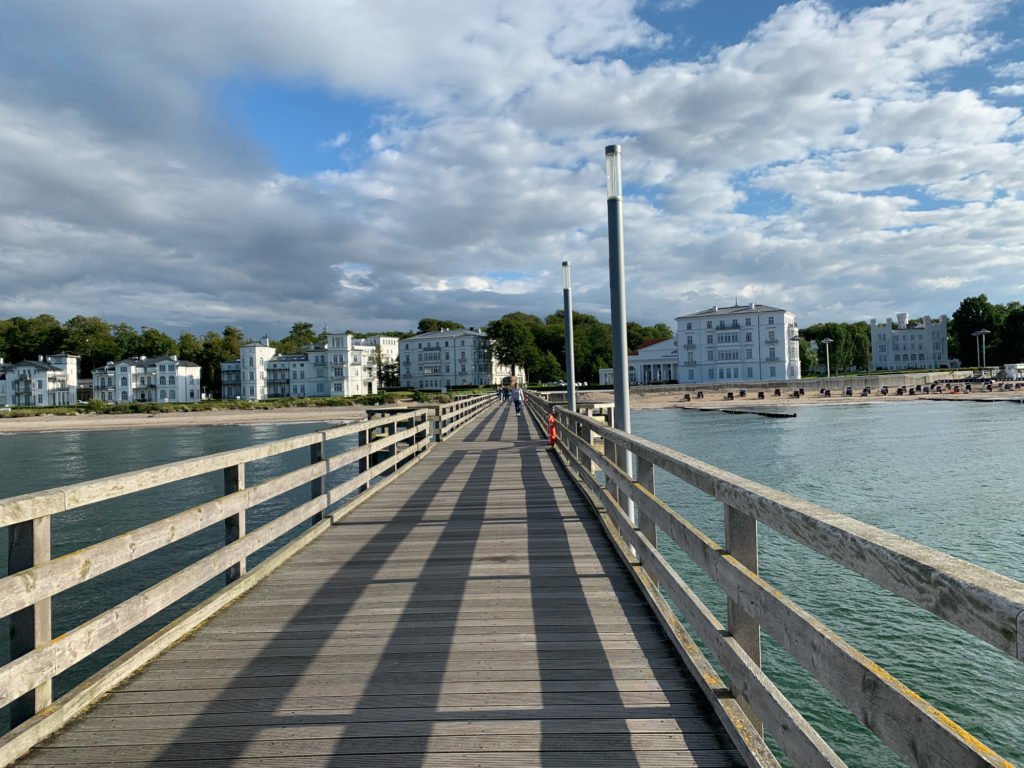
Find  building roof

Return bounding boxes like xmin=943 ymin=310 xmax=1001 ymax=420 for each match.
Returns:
xmin=13 ymin=359 xmax=63 ymax=372
xmin=403 ymin=328 xmax=487 ymax=342
xmin=676 ymin=303 xmax=785 ymax=319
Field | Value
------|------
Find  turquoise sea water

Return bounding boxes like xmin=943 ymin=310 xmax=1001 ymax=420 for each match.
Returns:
xmin=0 ymin=420 xmax=352 ymax=731
xmin=631 ymin=400 xmax=1023 ymax=768
xmin=1 ymin=404 xmax=1021 ymax=766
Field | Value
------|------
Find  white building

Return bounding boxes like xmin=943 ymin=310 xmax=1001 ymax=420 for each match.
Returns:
xmin=0 ymin=354 xmax=79 ymax=406
xmin=599 ymin=337 xmax=679 ymax=386
xmin=399 ymin=328 xmax=520 ymax=390
xmin=676 ymin=303 xmax=800 ymax=384
xmin=222 ymin=338 xmax=277 ymax=401
xmin=870 ymin=314 xmax=949 ymax=371
xmin=221 ymin=333 xmax=379 ymax=400
xmin=92 ymin=355 xmax=201 ymax=404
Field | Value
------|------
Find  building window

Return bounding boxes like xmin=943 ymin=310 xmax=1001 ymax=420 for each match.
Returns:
xmin=768 ymin=316 xmax=775 ymax=324
xmin=121 ymin=376 xmax=128 ymax=386
xmin=770 ymin=366 xmax=776 ymax=377
xmin=747 ymin=367 xmax=753 ymax=378
xmin=706 ymin=321 xmax=712 ymax=328
xmin=746 ymin=318 xmax=751 ymax=326
xmin=706 ymin=335 xmax=713 ymax=344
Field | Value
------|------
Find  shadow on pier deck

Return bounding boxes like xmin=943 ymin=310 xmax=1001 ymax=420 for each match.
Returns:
xmin=12 ymin=405 xmax=744 ymax=767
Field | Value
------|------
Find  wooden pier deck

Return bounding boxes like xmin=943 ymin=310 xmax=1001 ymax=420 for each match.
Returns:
xmin=13 ymin=404 xmax=745 ymax=768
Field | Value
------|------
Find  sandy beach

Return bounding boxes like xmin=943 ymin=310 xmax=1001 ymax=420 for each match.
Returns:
xmin=3 ymin=385 xmax=1022 ymax=434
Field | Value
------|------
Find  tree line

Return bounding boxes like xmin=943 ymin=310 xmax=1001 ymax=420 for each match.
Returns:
xmin=2 ymin=295 xmax=1018 ymax=397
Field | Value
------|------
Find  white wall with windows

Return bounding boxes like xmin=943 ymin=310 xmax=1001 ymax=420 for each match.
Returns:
xmin=0 ymin=354 xmax=79 ymax=406
xmin=92 ymin=355 xmax=201 ymax=404
xmin=870 ymin=314 xmax=949 ymax=371
xmin=399 ymin=328 xmax=520 ymax=389
xmin=676 ymin=303 xmax=800 ymax=384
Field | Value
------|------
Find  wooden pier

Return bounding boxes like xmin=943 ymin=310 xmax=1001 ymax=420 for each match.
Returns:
xmin=4 ymin=403 xmax=745 ymax=767
xmin=2 ymin=394 xmax=1022 ymax=768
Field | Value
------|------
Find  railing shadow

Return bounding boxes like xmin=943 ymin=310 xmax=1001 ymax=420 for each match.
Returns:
xmin=28 ymin=403 xmax=739 ymax=766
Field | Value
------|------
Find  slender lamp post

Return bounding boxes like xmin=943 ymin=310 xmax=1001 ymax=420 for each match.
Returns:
xmin=562 ymin=261 xmax=577 ymax=412
xmin=972 ymin=329 xmax=990 ymax=370
xmin=606 ymin=144 xmax=634 ymax=527
xmin=606 ymin=145 xmax=631 ymax=434
xmin=820 ymin=337 xmax=833 ymax=379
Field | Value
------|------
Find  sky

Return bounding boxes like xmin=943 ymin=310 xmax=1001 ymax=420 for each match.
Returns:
xmin=2 ymin=0 xmax=1024 ymax=341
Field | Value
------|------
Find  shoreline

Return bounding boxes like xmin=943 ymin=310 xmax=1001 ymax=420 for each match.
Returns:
xmin=3 ymin=388 xmax=1022 ymax=434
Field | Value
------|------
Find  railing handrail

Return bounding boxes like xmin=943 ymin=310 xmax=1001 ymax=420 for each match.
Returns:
xmin=0 ymin=394 xmax=494 ymax=764
xmin=530 ymin=395 xmax=1022 ymax=768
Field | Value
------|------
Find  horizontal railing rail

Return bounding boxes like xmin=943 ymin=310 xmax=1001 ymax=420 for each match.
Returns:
xmin=0 ymin=394 xmax=493 ymax=765
xmin=528 ymin=394 xmax=1023 ymax=768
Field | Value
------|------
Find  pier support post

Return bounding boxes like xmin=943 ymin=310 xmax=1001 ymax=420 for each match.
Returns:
xmin=724 ymin=503 xmax=762 ymax=734
xmin=223 ymin=464 xmax=246 ymax=583
xmin=8 ymin=516 xmax=52 ymax=727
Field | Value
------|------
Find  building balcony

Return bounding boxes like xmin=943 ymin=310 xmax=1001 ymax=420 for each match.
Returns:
xmin=764 ymin=338 xmax=779 ymax=345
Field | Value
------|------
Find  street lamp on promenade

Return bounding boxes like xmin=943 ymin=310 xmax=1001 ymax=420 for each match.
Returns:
xmin=562 ymin=261 xmax=577 ymax=412
xmin=820 ymin=337 xmax=834 ymax=379
xmin=972 ymin=329 xmax=990 ymax=370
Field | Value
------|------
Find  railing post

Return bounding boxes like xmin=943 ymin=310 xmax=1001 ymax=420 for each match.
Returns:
xmin=8 ymin=516 xmax=53 ymax=726
xmin=636 ymin=456 xmax=657 ymax=551
xmin=357 ymin=423 xmax=371 ymax=492
xmin=724 ymin=503 xmax=762 ymax=734
xmin=223 ymin=464 xmax=246 ymax=583
xmin=310 ymin=432 xmax=326 ymax=524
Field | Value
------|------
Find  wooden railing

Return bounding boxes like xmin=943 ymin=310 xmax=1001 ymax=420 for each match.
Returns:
xmin=0 ymin=394 xmax=493 ymax=764
xmin=528 ymin=395 xmax=1024 ymax=768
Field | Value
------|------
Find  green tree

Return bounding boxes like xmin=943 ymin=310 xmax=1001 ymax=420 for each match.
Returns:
xmin=177 ymin=332 xmax=203 ymax=364
xmin=485 ymin=314 xmax=544 ymax=381
xmin=275 ymin=322 xmax=319 ymax=354
xmin=111 ymin=323 xmax=141 ymax=360
xmin=417 ymin=318 xmax=465 ymax=334
xmin=62 ymin=315 xmax=117 ymax=372
xmin=137 ymin=327 xmax=178 ymax=358
xmin=950 ymin=295 xmax=998 ymax=366
xmin=998 ymin=305 xmax=1024 ymax=365
xmin=0 ymin=314 xmax=64 ymax=361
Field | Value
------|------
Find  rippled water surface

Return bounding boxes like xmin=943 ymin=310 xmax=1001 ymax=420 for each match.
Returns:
xmin=631 ymin=400 xmax=1023 ymax=767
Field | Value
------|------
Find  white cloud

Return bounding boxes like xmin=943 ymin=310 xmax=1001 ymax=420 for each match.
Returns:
xmin=0 ymin=0 xmax=1021 ymax=339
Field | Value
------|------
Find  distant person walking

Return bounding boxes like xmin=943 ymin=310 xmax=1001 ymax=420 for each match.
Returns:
xmin=509 ymin=384 xmax=526 ymax=416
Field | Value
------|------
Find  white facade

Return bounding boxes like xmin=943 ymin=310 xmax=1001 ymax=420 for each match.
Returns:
xmin=601 ymin=337 xmax=679 ymax=385
xmin=93 ymin=355 xmax=201 ymax=404
xmin=221 ymin=333 xmax=378 ymax=400
xmin=676 ymin=303 xmax=800 ymax=384
xmin=399 ymin=328 xmax=520 ymax=389
xmin=222 ymin=338 xmax=277 ymax=401
xmin=870 ymin=313 xmax=949 ymax=371
xmin=357 ymin=334 xmax=399 ymax=365
xmin=0 ymin=355 xmax=79 ymax=406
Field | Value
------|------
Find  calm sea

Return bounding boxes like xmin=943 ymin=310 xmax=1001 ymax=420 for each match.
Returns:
xmin=1 ymin=404 xmax=1022 ymax=766
xmin=631 ymin=400 xmax=1023 ymax=768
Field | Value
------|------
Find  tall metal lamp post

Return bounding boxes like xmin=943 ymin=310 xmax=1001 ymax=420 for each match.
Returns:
xmin=972 ymin=329 xmax=990 ymax=370
xmin=606 ymin=144 xmax=634 ymax=526
xmin=562 ymin=261 xmax=577 ymax=412
xmin=820 ymin=337 xmax=834 ymax=379
xmin=606 ymin=145 xmax=631 ymax=435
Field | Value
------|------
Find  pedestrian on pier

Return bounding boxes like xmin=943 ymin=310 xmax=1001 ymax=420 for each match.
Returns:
xmin=509 ymin=384 xmax=526 ymax=415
